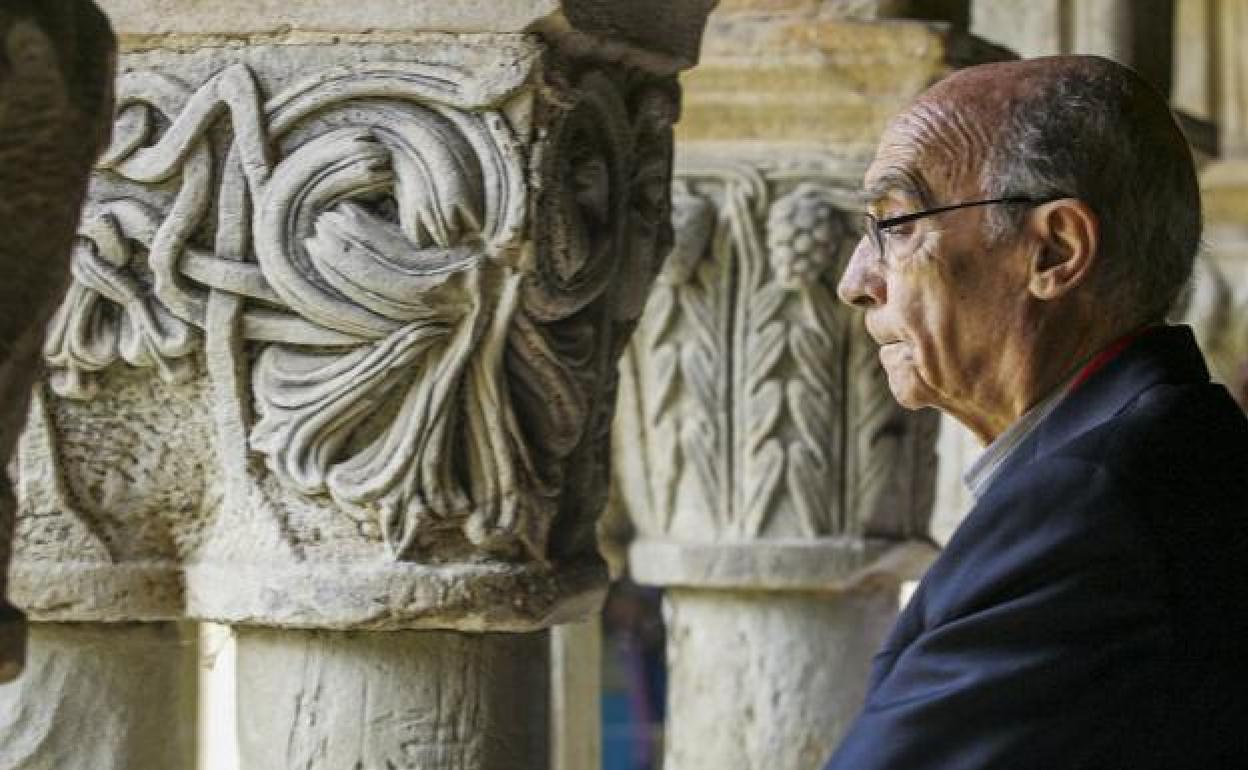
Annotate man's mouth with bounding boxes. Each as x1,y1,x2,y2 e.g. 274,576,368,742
877,340,908,363
863,318,897,348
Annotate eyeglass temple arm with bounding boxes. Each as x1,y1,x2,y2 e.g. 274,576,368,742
876,195,1069,229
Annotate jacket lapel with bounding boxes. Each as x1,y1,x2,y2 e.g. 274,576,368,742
865,325,1212,693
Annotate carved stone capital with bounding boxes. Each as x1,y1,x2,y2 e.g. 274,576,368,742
612,156,939,591
14,34,687,631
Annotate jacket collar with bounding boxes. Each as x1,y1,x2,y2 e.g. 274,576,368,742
877,326,1212,664
982,325,1209,497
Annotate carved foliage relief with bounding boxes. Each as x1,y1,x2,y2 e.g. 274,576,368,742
25,47,677,569
613,162,937,544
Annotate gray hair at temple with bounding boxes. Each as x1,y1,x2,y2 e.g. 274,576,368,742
979,56,1201,325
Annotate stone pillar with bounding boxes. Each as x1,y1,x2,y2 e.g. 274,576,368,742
5,2,714,768
610,8,999,768
0,1,115,684
1200,0,1248,229
235,628,550,768
551,620,603,770
0,623,196,770
971,0,1067,58
1190,0,1248,404
971,0,1173,94
1174,0,1217,121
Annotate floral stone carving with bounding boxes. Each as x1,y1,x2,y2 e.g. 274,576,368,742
13,39,678,630
612,159,940,590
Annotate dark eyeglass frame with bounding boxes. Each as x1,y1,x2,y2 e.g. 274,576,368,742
862,195,1071,263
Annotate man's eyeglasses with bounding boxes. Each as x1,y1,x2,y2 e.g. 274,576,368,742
862,195,1071,264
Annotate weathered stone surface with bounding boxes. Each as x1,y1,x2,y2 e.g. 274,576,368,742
1199,2,1248,233
2,4,711,770
0,623,197,770
676,16,1008,160
662,588,898,770
970,0,1172,93
630,539,937,590
550,619,602,770
711,0,911,15
1205,162,1248,225
0,0,116,682
95,0,717,73
4,3,714,767
1213,0,1248,156
973,0,1152,62
233,627,549,770
1173,0,1216,121
11,34,683,632
1068,0,1136,62
613,157,939,584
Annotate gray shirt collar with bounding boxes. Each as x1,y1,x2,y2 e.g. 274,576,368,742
962,382,1070,500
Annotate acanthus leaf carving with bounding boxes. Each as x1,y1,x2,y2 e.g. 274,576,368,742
613,179,725,536
767,184,848,538
615,163,935,546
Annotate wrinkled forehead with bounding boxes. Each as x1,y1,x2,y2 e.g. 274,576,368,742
863,100,988,212
862,96,994,210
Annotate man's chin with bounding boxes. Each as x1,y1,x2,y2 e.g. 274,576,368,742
880,366,935,411
888,385,931,410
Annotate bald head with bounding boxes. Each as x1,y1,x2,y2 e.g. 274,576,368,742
886,55,1200,324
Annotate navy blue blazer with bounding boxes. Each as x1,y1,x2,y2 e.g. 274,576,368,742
825,325,1248,770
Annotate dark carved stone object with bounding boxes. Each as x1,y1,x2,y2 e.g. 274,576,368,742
0,0,115,682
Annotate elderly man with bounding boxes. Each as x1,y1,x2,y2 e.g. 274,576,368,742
826,56,1248,769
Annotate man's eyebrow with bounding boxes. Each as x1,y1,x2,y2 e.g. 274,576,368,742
860,168,935,210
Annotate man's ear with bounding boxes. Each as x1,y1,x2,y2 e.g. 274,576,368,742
1027,199,1099,301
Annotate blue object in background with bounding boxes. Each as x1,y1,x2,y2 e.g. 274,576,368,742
602,580,666,770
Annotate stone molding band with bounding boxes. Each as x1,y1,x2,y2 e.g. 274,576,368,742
629,539,937,592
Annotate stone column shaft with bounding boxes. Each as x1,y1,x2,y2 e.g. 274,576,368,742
971,0,1173,93
662,590,897,769
235,628,549,770
1070,0,1136,61
551,620,603,770
1152,0,1248,408
1214,0,1248,154
1173,0,1217,120
0,623,196,770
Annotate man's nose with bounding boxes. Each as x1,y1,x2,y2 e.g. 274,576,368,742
837,237,886,308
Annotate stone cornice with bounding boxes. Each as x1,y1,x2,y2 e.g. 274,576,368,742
96,0,719,72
